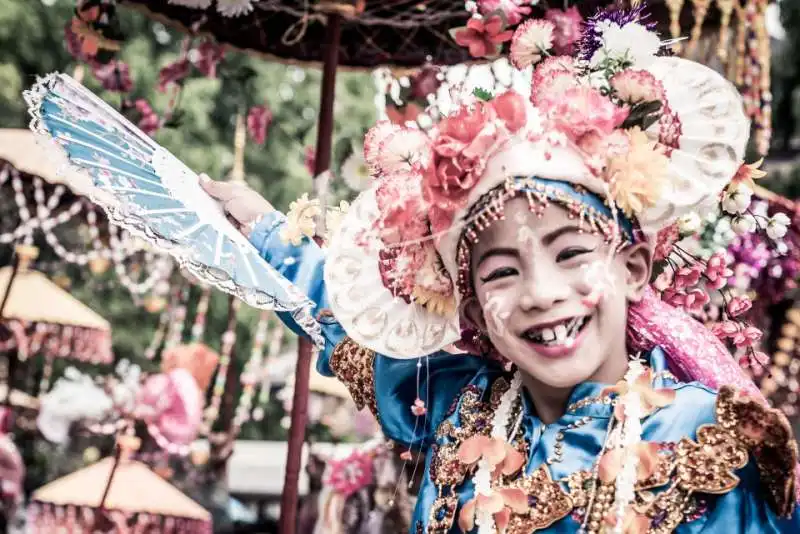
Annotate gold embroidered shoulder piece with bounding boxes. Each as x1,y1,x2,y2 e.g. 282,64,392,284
329,337,378,419
715,385,798,517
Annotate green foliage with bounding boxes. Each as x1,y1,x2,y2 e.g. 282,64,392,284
0,0,377,444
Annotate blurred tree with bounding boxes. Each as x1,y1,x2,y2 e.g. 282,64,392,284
0,0,376,443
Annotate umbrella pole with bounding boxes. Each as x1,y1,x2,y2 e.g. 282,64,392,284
0,251,20,406
278,12,342,534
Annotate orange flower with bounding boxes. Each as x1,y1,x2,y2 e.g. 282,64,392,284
458,435,525,477
597,441,662,483
602,368,676,421
458,487,528,532
606,127,670,217
731,158,767,191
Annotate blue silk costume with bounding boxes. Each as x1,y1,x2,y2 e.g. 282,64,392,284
250,211,800,533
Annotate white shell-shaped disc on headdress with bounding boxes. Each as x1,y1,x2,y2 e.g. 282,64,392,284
324,188,461,358
639,57,750,234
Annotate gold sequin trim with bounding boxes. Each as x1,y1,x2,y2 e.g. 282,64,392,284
328,337,378,419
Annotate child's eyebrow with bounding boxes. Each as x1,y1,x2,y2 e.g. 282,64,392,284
541,225,583,246
475,247,519,269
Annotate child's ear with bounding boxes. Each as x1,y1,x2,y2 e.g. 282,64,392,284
460,295,487,333
622,242,653,302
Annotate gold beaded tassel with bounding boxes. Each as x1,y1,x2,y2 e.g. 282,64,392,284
686,0,712,58
730,0,748,83
716,0,736,63
665,0,686,54
753,0,772,155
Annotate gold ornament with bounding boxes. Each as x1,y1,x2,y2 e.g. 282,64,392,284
687,0,712,57
665,0,686,53
716,0,736,62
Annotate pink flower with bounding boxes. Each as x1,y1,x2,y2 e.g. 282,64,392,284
704,252,733,290
422,91,526,217
541,86,628,144
733,326,762,348
662,288,709,312
193,41,225,78
510,19,555,69
158,59,191,92
711,321,762,348
530,56,579,105
673,265,702,290
92,61,133,93
726,296,752,318
452,15,513,59
653,224,680,262
610,70,665,104
544,6,583,55
375,175,429,244
577,130,629,160
411,398,427,416
304,146,316,176
477,0,531,26
246,105,272,145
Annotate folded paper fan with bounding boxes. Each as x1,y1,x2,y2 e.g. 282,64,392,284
23,73,323,348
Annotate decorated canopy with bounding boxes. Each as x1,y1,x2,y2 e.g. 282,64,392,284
0,246,112,364
29,456,211,533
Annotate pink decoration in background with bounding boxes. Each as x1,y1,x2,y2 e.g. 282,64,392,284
304,146,316,176
325,450,374,498
134,99,161,136
136,369,203,451
92,61,133,93
193,41,225,78
627,287,764,402
157,59,191,92
246,105,273,145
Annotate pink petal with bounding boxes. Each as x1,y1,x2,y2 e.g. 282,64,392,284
477,492,505,515
598,448,623,483
458,498,477,532
494,508,511,531
497,488,528,513
458,435,490,465
484,438,508,466
501,444,525,475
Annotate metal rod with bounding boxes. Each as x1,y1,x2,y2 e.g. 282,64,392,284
278,12,342,534
99,445,123,509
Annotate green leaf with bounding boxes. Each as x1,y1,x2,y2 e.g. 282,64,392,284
473,87,494,101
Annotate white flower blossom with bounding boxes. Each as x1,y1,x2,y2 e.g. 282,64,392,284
591,22,662,68
216,0,255,17
766,212,790,240
721,184,753,215
678,212,702,234
731,214,756,235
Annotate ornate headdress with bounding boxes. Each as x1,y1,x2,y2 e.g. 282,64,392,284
324,4,752,363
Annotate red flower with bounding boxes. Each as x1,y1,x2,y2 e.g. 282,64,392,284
544,6,583,55
158,59,191,92
530,56,579,106
193,41,225,78
409,65,442,101
726,296,752,318
452,15,513,59
711,321,762,348
247,105,272,145
663,287,709,313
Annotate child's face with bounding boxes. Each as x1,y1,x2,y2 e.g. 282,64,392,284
465,197,651,389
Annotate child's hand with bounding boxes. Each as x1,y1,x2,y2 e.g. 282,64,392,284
199,174,273,233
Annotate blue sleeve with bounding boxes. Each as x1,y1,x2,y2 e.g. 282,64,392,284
249,212,485,449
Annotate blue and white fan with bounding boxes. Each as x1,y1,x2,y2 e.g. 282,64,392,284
23,73,323,348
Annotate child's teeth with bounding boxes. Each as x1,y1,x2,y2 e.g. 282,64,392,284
554,324,567,341
541,327,556,342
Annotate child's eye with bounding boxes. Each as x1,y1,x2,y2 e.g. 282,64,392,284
556,247,593,263
480,267,519,283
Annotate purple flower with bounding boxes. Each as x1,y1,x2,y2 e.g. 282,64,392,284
577,5,656,62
